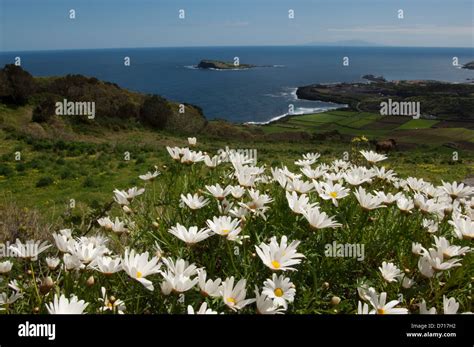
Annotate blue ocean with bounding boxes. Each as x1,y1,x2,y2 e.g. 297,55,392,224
0,46,472,123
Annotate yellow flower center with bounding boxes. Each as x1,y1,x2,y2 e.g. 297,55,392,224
227,297,236,305
274,288,284,297
377,308,386,315
136,271,143,278
330,191,338,198
271,260,281,269
222,229,230,234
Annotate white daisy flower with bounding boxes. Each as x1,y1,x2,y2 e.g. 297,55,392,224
422,219,438,234
8,239,51,261
419,299,437,314
255,287,285,315
366,288,408,314
397,196,415,213
168,223,212,245
206,216,242,241
63,254,84,271
45,257,60,270
205,184,232,200
379,261,403,283
0,261,13,274
449,216,474,240
221,276,256,311
187,302,218,315
139,170,160,181
255,236,305,271
121,249,161,291
90,256,122,275
433,236,471,259
302,207,342,229
262,274,296,309
166,146,182,161
46,294,88,314
159,258,199,295
443,296,459,314
180,193,210,210
229,185,246,199
441,181,474,199
354,187,386,210
52,230,74,253
286,191,317,215
360,150,387,164
197,270,222,297
204,154,221,168
98,287,126,314
318,181,349,206
357,301,372,314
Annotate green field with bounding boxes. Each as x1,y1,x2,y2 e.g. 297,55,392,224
265,110,474,145
396,119,439,130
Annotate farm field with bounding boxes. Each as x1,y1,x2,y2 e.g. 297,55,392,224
265,110,474,146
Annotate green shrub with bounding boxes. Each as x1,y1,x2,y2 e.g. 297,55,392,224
15,162,26,172
0,164,14,177
32,95,56,123
36,176,54,187
139,95,172,129
0,65,35,105
59,168,75,180
135,156,146,165
82,175,100,188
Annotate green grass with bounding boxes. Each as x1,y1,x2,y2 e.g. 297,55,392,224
1,141,472,315
396,119,439,130
1,104,473,221
271,111,388,138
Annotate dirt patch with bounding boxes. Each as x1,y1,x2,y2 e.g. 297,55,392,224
264,131,312,142
434,121,474,130
443,141,474,151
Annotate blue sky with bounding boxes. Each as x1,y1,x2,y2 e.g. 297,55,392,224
0,0,472,51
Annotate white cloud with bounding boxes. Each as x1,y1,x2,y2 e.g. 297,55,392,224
328,25,473,36
223,21,250,27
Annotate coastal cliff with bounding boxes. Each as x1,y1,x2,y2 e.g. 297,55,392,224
462,61,474,70
296,80,474,120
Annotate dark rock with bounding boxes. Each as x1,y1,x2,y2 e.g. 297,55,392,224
362,74,386,83
462,61,474,70
197,60,256,70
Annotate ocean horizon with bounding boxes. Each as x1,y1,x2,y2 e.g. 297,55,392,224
1,45,473,123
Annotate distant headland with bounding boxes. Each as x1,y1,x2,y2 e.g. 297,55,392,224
462,61,474,70
296,78,474,121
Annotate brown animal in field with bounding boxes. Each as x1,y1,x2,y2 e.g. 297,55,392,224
376,139,397,152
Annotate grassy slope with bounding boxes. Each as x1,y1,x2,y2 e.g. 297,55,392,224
0,104,473,224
